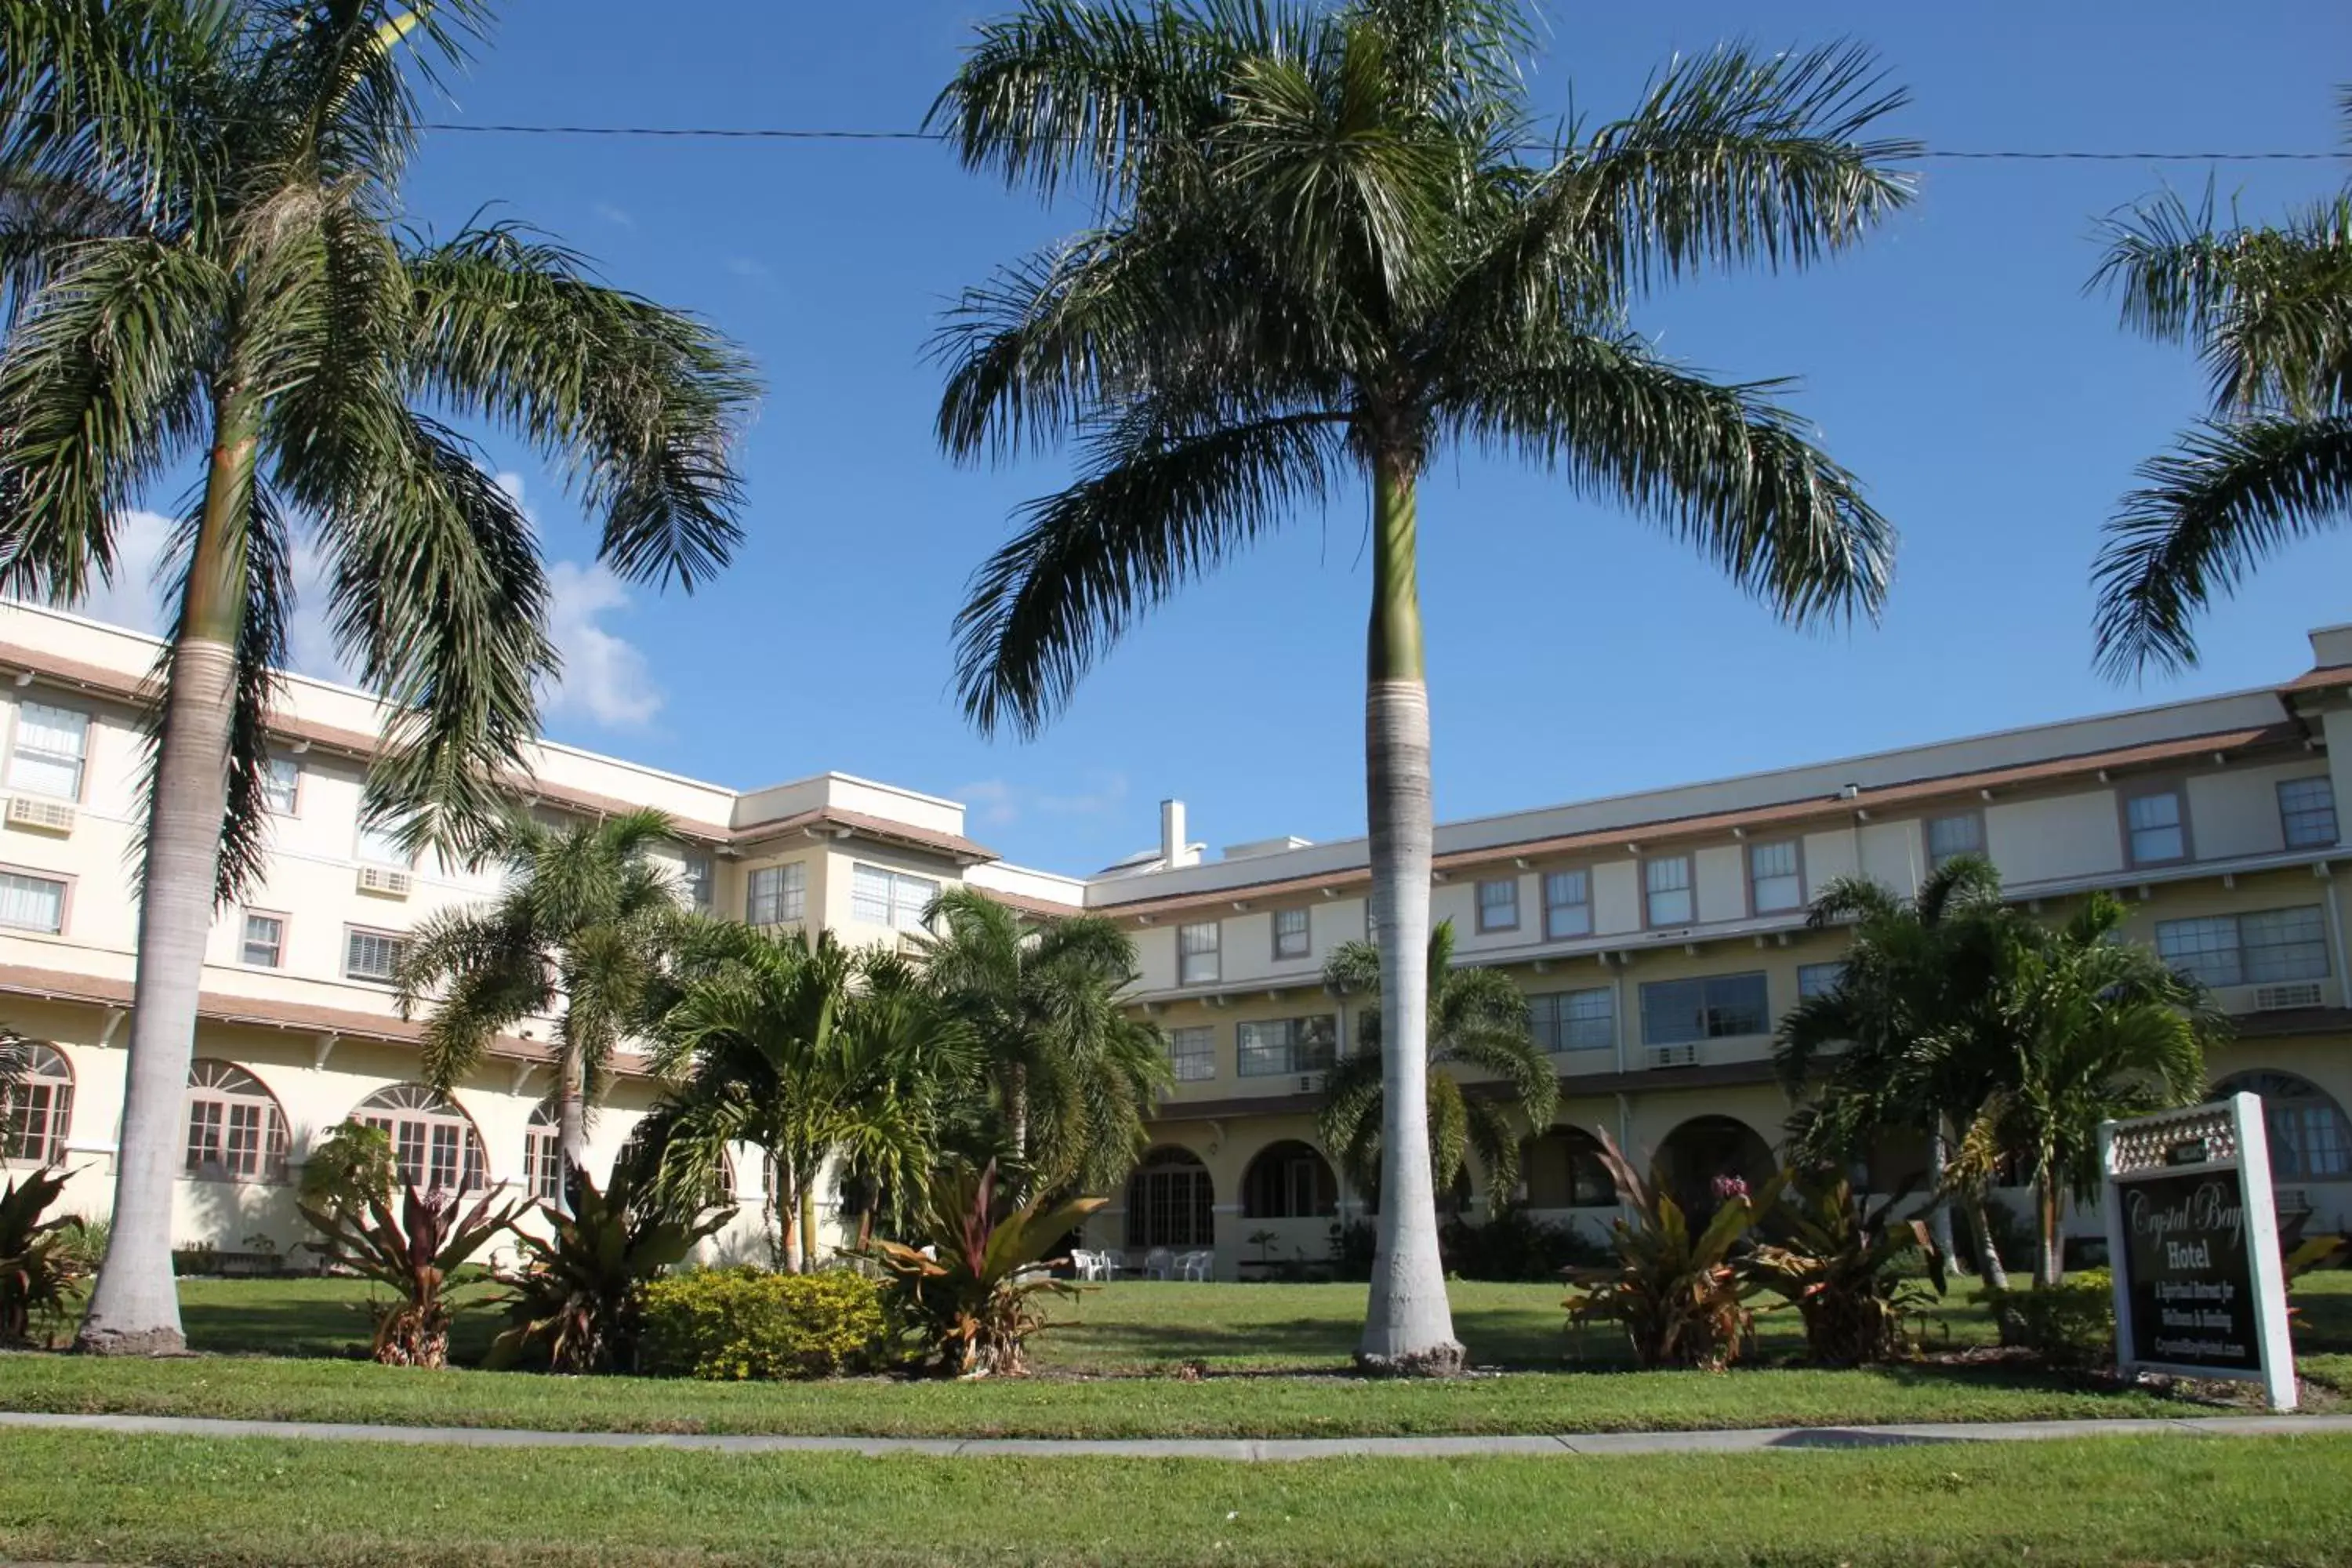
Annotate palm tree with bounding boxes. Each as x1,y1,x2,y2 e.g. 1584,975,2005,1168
929,0,1913,1371
644,929,964,1272
915,886,1171,1200
1953,893,2216,1286
1319,920,1557,1218
1775,858,2020,1287
0,3,756,1354
2089,91,2352,677
396,808,687,1209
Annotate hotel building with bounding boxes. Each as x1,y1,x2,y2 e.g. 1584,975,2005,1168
1,600,2347,1275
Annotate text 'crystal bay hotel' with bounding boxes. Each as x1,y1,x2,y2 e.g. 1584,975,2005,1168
1,599,2346,1274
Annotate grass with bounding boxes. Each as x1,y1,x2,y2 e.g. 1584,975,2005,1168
3,1429,2350,1565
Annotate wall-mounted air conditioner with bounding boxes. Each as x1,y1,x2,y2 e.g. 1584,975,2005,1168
1646,1043,1700,1070
355,865,412,898
2253,982,2323,1012
4,795,74,835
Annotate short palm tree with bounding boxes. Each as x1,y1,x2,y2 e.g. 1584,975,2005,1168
644,929,965,1272
931,0,1911,1370
2089,90,2352,676
1,2,755,1354
1319,920,1557,1216
916,886,1171,1200
1775,857,2020,1285
396,808,687,1207
1953,893,2217,1286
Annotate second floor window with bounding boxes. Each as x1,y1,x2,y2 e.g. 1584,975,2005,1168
1236,1014,1338,1077
1796,960,1846,999
851,864,938,932
1272,907,1310,960
2156,906,2328,989
2124,786,2188,866
1748,841,1802,913
343,927,410,984
240,911,285,968
1178,920,1221,984
747,863,805,925
7,702,88,800
2279,776,2339,849
1476,877,1519,932
262,757,300,815
680,851,713,913
1645,856,1693,927
1544,869,1591,939
1166,1025,1216,1082
1926,812,1983,869
0,869,66,935
1639,972,1769,1045
1529,987,1613,1053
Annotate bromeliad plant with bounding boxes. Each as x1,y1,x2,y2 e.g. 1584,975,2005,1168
861,1160,1103,1377
1,1167,89,1345
489,1157,729,1374
299,1181,521,1367
1746,1171,1946,1366
1563,1131,1782,1370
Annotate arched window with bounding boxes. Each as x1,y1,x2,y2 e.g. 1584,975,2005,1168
2217,1071,2351,1180
1125,1145,1214,1248
1522,1128,1618,1207
2,1041,71,1166
524,1102,562,1203
1240,1140,1337,1218
353,1083,487,1193
183,1061,289,1181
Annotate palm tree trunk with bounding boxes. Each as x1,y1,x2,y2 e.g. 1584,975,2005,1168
555,1051,586,1219
1926,1123,1958,1269
1965,1196,2012,1291
800,1181,820,1275
1355,447,1461,1377
77,394,256,1356
2036,1171,2063,1287
776,1153,803,1274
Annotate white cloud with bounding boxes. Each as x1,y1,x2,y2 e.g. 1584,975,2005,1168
955,771,1129,829
67,509,177,635
591,201,636,229
539,560,663,729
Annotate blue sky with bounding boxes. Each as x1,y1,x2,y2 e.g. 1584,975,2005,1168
79,2,2352,874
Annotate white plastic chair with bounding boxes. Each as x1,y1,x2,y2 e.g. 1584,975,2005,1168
1069,1248,1102,1281
1177,1250,1214,1282
1143,1247,1174,1280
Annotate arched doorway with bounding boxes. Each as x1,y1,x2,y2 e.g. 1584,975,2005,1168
1521,1127,1618,1208
183,1061,290,1182
352,1084,488,1193
1125,1145,1214,1248
1241,1140,1337,1218
524,1101,562,1203
1656,1115,1774,1218
2216,1071,2350,1181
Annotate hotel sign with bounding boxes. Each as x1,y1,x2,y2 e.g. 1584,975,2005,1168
2099,1094,2296,1409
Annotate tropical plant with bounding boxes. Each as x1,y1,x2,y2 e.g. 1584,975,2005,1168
645,928,965,1272
0,1167,88,1344
861,1159,1102,1377
915,886,1170,1200
0,1,757,1356
1746,1171,1944,1366
297,1181,522,1366
931,0,1911,1371
1563,1130,1780,1370
1952,893,2217,1286
488,1156,729,1374
1319,920,1556,1211
0,1026,31,1117
298,1120,401,1221
637,1267,895,1380
399,808,689,1203
1775,857,2022,1286
2089,92,2352,677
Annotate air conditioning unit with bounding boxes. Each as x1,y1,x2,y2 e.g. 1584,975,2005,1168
355,865,412,898
1295,1073,1325,1093
5,795,74,834
2253,982,2323,1011
1647,1043,1700,1070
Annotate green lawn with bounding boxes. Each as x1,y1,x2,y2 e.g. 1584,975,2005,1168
3,1429,2348,1566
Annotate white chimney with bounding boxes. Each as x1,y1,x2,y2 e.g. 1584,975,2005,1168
1160,799,1199,869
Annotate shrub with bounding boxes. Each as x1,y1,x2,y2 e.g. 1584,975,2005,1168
299,1122,399,1219
1746,1173,1945,1366
298,1182,522,1367
1441,1205,1611,1281
638,1267,892,1380
1563,1131,1780,1370
491,1160,731,1374
1,1168,88,1345
1988,1269,2114,1367
1327,1219,1376,1282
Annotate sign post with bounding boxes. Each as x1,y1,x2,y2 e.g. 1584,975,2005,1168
2100,1093,2296,1410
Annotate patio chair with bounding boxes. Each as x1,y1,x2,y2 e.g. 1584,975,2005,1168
1177,1250,1214,1282
1142,1247,1174,1280
1069,1248,1103,1281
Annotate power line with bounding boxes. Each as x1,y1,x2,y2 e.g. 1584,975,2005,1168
413,122,2347,163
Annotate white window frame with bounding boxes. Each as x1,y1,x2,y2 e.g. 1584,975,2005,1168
1475,877,1519,934
851,863,939,933
1271,907,1310,961
2121,782,2191,868
1747,840,1803,915
0,868,69,935
261,756,301,815
354,1083,486,1194
1543,868,1592,940
2155,906,2329,989
2278,776,2339,850
1177,920,1221,985
240,909,286,969
1643,855,1694,928
747,862,806,925
183,1061,289,1182
679,851,713,913
343,925,409,985
2,1041,71,1167
5,701,89,800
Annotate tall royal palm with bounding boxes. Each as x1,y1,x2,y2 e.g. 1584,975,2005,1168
932,0,1911,1371
2089,91,2352,677
0,2,756,1352
916,886,1171,1200
397,808,687,1208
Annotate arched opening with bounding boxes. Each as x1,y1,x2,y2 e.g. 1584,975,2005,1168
183,1061,289,1182
2216,1071,2350,1181
352,1083,488,1194
2,1041,71,1167
1241,1140,1337,1219
1125,1145,1214,1248
524,1101,562,1203
1521,1127,1618,1208
1656,1114,1775,1218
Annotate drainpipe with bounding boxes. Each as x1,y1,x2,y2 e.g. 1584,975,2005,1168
1614,1091,1635,1225
1610,955,1627,1076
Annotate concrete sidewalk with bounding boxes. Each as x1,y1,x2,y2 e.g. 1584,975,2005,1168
3,1409,2347,1459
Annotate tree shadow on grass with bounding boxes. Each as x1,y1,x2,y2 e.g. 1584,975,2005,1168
178,1283,502,1364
